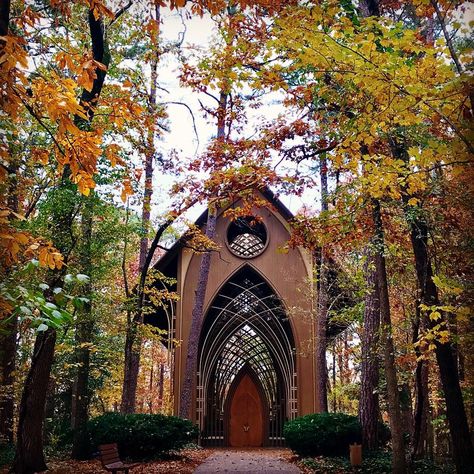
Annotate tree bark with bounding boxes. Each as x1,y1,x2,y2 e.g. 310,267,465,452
13,329,56,473
121,328,140,413
373,200,407,474
359,251,381,450
179,90,227,419
358,0,380,17
316,153,329,412
70,6,111,454
0,0,10,41
0,315,16,444
412,307,431,459
179,206,217,418
158,362,165,410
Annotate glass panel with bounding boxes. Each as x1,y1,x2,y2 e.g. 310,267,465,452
229,233,265,257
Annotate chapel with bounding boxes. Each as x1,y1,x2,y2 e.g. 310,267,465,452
150,189,323,447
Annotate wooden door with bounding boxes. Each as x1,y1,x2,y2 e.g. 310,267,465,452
229,373,264,447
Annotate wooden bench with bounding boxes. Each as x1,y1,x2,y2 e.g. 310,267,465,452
98,443,140,473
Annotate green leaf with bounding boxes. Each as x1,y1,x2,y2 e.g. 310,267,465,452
37,323,48,332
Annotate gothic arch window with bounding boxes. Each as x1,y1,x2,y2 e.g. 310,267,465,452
226,217,267,258
197,266,297,447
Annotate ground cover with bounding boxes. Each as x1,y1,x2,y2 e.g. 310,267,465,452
295,452,455,474
0,447,213,474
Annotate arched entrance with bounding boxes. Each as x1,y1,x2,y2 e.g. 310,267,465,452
197,266,297,446
226,365,266,447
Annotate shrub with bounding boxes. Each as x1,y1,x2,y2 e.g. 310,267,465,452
0,442,15,468
299,452,454,474
88,412,198,460
284,412,362,456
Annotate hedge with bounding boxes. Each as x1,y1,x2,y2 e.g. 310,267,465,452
88,412,198,460
283,412,362,456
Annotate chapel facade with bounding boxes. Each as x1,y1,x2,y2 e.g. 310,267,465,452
152,189,322,447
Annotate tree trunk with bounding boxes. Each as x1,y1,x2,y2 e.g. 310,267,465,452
412,308,431,459
359,251,381,450
70,5,111,450
400,383,413,445
179,206,217,419
408,212,474,473
389,134,474,473
0,0,10,40
121,4,160,414
121,327,141,414
331,350,337,411
373,200,407,474
71,196,94,459
316,153,329,412
179,90,227,419
158,362,165,410
357,0,384,450
13,329,56,473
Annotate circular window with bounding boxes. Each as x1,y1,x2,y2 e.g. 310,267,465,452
227,217,267,258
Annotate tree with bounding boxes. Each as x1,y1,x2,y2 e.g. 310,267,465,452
121,1,162,416
11,2,129,470
359,250,380,450
316,153,329,412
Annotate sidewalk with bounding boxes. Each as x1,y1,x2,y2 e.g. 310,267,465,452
193,449,301,473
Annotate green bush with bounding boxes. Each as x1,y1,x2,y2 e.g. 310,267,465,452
88,412,198,460
284,412,362,456
0,442,15,468
300,452,454,474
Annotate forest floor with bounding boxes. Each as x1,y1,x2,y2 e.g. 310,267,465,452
0,447,311,474
41,448,302,474
0,447,213,474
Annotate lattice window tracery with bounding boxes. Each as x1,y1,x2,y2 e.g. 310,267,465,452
198,266,296,447
229,233,265,257
227,217,267,258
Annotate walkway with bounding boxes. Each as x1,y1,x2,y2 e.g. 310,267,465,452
193,449,301,473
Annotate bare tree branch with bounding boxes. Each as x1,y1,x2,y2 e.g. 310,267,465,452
161,101,200,153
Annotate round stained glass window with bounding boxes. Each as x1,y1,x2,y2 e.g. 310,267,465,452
227,217,267,258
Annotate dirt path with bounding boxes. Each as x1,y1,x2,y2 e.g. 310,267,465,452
193,448,301,473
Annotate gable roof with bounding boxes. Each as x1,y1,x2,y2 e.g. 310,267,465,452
153,187,294,273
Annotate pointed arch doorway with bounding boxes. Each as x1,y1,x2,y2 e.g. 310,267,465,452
197,266,297,447
226,365,266,447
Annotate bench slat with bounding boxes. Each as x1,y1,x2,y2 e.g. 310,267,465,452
98,443,140,472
